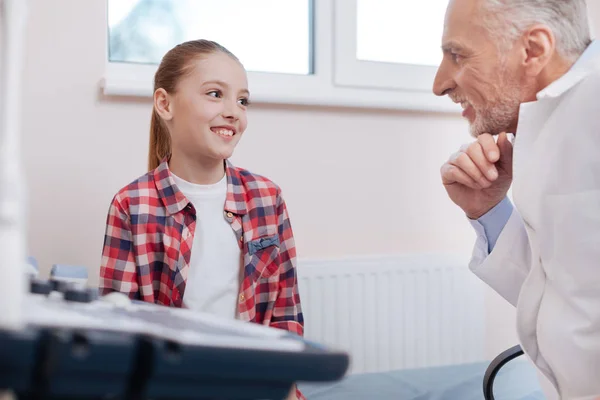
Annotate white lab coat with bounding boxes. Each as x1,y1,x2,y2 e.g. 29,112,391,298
469,40,600,400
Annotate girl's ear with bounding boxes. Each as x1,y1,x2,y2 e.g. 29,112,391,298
154,88,173,121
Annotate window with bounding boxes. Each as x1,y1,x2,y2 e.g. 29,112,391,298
356,0,446,66
102,0,459,113
108,0,313,75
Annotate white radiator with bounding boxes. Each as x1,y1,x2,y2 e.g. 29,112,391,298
297,253,486,374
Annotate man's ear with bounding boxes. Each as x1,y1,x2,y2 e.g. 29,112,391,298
154,88,173,121
521,24,555,77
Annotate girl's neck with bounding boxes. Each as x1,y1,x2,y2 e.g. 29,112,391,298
168,153,225,185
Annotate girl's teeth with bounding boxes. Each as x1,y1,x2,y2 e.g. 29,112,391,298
215,129,233,137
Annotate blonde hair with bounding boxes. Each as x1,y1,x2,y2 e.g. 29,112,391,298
148,39,239,171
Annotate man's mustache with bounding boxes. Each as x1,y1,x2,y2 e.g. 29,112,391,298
449,93,468,104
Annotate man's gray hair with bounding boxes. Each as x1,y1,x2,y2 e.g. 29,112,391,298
481,0,591,61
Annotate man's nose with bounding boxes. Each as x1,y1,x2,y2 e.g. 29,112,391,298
433,59,455,97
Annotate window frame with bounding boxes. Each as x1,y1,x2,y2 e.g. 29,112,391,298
101,0,460,114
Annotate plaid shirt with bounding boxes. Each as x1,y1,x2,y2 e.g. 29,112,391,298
99,160,304,339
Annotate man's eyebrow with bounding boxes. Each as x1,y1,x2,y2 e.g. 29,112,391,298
441,41,465,53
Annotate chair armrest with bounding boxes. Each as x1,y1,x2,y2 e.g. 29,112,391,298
483,344,525,400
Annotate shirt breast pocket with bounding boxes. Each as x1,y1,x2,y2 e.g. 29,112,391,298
245,235,281,280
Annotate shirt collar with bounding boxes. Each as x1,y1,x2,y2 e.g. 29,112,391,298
153,158,248,216
224,159,248,215
537,40,600,100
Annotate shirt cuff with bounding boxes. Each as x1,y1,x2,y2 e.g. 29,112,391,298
468,197,513,253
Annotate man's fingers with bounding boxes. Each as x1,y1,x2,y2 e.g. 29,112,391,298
466,142,499,181
441,163,480,189
449,152,492,188
477,134,501,163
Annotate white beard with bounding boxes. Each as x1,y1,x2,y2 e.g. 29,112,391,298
470,72,522,137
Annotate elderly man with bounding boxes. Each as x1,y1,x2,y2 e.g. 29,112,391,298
435,0,599,399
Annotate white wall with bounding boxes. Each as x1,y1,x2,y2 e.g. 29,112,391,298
21,0,475,279
591,0,600,38
18,0,600,360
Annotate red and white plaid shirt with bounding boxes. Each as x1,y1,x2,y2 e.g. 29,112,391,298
99,159,304,338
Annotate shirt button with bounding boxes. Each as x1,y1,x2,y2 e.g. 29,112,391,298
226,212,233,218
239,293,245,302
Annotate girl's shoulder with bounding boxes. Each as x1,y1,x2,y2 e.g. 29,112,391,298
227,163,282,197
111,170,159,211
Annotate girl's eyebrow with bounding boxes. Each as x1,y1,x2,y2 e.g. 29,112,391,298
203,80,250,96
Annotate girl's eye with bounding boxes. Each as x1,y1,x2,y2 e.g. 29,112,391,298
207,90,222,98
238,97,250,106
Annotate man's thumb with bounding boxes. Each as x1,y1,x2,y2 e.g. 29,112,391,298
497,132,513,175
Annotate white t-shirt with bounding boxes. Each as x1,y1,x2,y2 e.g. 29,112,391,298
172,172,242,319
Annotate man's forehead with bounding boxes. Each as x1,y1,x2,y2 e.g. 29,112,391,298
445,0,481,23
442,0,487,48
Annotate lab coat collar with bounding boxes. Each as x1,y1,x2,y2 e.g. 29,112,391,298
537,40,600,100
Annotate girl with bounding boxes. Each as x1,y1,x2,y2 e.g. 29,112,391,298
99,40,304,400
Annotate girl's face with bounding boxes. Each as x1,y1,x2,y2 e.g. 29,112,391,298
156,52,250,164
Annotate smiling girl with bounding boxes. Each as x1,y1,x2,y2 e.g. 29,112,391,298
99,40,304,399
